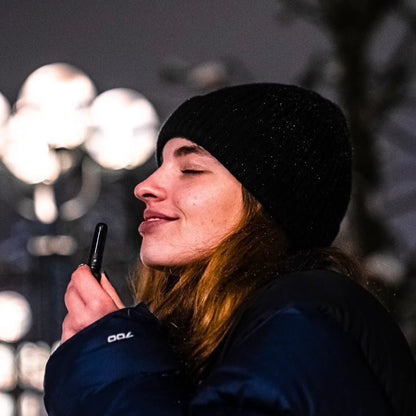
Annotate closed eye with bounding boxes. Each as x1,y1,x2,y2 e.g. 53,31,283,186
181,169,205,175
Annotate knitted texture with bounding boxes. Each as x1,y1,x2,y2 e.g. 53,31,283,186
157,83,351,249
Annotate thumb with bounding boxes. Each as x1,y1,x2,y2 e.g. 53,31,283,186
100,272,125,309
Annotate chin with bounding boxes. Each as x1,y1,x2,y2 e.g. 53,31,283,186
140,239,215,269
140,251,179,269
140,250,203,270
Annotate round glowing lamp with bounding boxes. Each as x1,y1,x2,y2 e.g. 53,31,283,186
18,391,45,416
0,291,32,343
2,114,60,184
16,62,96,149
17,342,50,391
85,88,158,170
0,393,14,416
0,343,16,390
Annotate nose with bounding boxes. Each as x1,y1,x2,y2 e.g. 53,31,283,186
134,168,166,202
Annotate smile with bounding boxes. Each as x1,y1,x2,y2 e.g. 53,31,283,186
139,210,178,235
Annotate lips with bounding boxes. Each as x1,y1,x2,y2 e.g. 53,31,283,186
143,209,177,221
139,209,178,234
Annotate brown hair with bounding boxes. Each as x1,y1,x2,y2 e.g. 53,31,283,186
132,189,364,380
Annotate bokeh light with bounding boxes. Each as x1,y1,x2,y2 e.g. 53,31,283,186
18,391,47,416
364,251,406,285
1,63,96,186
0,291,32,343
17,342,50,391
85,88,158,169
27,235,77,257
3,113,60,184
0,343,17,390
0,392,15,416
33,183,58,224
1,64,158,190
16,63,96,149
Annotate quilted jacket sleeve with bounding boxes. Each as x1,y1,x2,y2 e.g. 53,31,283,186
44,303,187,416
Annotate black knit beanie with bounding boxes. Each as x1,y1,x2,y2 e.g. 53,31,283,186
157,83,351,250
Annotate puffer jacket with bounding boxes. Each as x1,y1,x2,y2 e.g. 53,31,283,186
43,303,188,415
44,270,416,415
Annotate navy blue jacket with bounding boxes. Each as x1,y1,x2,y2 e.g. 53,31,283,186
44,270,416,415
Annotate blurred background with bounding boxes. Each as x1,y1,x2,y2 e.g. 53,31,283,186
0,1,415,414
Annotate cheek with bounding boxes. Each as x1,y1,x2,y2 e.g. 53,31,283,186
175,185,210,213
186,187,242,233
214,197,242,228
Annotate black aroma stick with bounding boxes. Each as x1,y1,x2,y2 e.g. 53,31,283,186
87,223,107,282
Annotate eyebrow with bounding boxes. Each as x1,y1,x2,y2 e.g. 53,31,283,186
173,145,208,158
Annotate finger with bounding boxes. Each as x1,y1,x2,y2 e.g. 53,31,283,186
100,273,125,309
70,264,105,304
64,283,87,314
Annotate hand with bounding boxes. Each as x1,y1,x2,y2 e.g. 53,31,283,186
61,265,124,343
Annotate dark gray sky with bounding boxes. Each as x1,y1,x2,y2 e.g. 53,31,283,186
0,1,327,108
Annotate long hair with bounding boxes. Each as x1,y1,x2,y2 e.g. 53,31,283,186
132,189,364,379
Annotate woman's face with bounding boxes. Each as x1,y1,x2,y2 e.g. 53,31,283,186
134,138,244,267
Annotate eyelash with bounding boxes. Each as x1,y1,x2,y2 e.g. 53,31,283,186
181,169,204,175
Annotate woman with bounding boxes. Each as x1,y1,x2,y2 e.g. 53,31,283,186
44,83,416,415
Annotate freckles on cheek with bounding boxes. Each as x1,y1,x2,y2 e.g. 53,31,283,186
182,192,205,209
